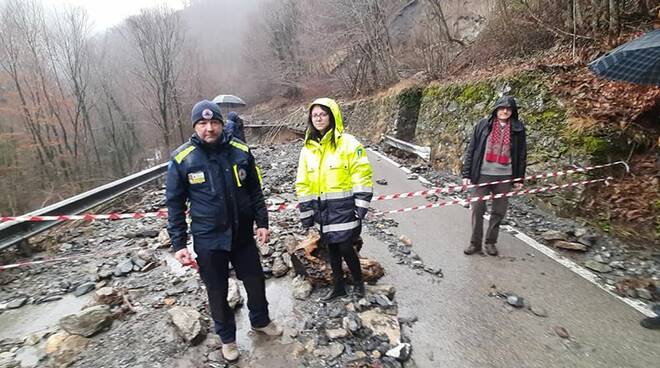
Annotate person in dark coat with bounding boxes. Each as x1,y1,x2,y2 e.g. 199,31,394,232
165,100,281,362
225,111,246,142
461,95,527,256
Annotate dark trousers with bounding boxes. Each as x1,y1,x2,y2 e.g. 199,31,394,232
327,238,363,286
195,239,270,344
470,175,512,247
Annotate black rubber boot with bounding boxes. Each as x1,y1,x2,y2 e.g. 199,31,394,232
322,276,346,301
352,282,365,298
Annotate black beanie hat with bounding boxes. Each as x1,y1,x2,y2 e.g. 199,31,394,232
191,100,223,127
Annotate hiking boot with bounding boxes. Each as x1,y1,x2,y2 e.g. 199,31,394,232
640,317,660,330
252,321,283,336
463,244,482,255
352,282,365,298
221,342,239,362
322,287,347,301
484,243,498,256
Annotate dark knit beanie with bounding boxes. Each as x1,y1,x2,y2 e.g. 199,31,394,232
191,100,223,127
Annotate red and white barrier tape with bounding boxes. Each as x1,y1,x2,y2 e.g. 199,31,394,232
265,161,627,210
0,246,142,271
266,203,299,211
1,211,168,223
373,160,627,201
0,256,75,271
1,160,625,223
374,177,610,216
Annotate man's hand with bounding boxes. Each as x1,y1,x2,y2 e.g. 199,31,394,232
174,248,193,266
462,178,471,187
513,182,524,190
256,228,270,245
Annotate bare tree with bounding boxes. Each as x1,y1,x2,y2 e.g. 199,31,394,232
425,0,467,47
123,6,186,149
0,0,57,179
51,6,101,165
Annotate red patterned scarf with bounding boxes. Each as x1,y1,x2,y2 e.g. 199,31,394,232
484,119,510,164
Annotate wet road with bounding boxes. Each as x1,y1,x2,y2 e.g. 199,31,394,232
0,294,92,341
362,150,660,368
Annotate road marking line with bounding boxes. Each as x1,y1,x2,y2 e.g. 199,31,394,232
506,227,654,317
371,149,401,168
368,148,655,318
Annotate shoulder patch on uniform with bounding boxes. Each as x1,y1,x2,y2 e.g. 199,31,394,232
230,140,249,152
174,145,196,164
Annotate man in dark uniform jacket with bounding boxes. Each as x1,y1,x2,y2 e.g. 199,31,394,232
166,100,281,362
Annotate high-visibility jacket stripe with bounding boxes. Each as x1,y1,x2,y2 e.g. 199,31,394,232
299,210,314,219
175,146,195,164
322,220,360,233
355,199,370,208
230,140,249,152
352,185,373,193
320,191,353,200
256,165,263,186
232,164,242,187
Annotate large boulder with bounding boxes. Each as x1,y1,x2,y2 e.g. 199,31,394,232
168,306,206,345
59,305,113,337
227,278,244,309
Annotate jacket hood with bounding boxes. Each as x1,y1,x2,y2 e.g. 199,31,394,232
227,111,238,121
305,98,344,142
490,95,519,121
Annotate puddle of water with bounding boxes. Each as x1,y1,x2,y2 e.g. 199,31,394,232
0,293,92,341
233,277,301,367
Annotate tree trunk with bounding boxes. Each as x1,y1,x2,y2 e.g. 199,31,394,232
591,0,602,35
565,0,574,32
575,0,584,31
608,0,620,39
636,0,649,16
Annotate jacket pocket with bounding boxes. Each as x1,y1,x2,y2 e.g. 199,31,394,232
186,166,213,191
190,216,217,237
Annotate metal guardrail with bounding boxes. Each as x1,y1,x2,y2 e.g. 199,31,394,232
383,135,431,161
245,124,305,135
0,163,169,251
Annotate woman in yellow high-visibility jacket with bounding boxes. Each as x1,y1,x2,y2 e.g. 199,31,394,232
295,98,373,301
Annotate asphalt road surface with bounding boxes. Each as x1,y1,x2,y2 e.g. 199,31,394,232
362,149,660,368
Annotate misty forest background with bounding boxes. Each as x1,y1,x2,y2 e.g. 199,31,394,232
0,0,657,215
